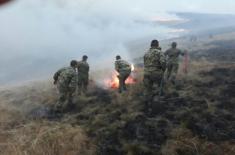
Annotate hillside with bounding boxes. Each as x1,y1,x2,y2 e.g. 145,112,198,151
0,31,235,154
0,58,234,154
128,30,235,62
170,12,235,33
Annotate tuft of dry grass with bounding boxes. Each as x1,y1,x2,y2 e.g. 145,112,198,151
0,122,96,155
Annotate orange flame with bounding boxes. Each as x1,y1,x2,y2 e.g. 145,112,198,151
110,72,119,89
105,64,137,89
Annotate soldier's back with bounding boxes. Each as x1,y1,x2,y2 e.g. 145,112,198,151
165,48,182,62
58,67,76,85
144,48,164,73
115,59,131,72
77,61,89,74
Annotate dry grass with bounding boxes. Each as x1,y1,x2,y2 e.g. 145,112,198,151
0,122,95,155
0,81,96,155
162,128,235,155
0,59,234,155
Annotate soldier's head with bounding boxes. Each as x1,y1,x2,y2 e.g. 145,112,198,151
82,55,88,61
151,39,159,48
171,42,177,48
70,60,78,68
116,55,121,60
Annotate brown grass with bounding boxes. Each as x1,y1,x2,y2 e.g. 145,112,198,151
0,122,95,155
162,128,235,155
0,81,96,155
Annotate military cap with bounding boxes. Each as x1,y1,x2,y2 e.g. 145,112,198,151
151,39,159,47
70,60,78,67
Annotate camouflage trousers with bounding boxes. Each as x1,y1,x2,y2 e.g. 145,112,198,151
143,72,163,99
118,70,131,93
55,85,75,113
77,75,88,95
166,62,179,83
143,72,163,113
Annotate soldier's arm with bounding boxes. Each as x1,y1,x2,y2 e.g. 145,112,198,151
125,60,131,70
68,72,77,92
160,53,167,71
164,49,169,56
143,54,147,66
77,61,82,70
53,68,64,84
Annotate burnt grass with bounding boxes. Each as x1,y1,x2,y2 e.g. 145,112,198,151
32,66,235,155
191,40,235,62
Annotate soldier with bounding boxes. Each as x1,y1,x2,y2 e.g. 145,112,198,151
143,40,166,100
77,55,90,95
115,55,131,93
53,60,78,113
164,42,184,84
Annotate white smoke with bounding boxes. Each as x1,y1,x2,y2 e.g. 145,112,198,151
0,0,186,85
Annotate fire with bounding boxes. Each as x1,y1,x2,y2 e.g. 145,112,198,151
131,64,135,71
109,72,119,89
105,64,137,89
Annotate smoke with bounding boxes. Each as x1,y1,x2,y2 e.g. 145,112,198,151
0,0,206,85
0,0,176,85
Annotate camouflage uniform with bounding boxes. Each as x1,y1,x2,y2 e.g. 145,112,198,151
164,48,184,82
77,60,89,94
53,67,77,112
115,59,131,93
144,47,166,98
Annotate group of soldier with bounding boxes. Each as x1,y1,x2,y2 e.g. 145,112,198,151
53,55,89,112
144,40,185,99
53,39,185,112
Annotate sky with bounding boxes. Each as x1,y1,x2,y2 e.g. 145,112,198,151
0,0,235,85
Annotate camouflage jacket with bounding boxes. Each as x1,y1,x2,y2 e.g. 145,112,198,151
115,59,131,73
53,67,77,90
77,60,89,75
144,47,166,73
164,48,184,64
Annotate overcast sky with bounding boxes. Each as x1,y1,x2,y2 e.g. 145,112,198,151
0,0,235,85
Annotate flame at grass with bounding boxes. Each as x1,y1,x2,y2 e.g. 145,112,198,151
105,64,137,89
